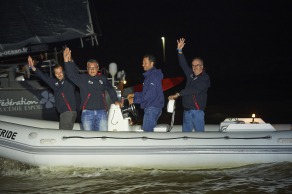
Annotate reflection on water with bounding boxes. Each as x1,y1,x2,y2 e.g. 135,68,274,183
1,158,292,193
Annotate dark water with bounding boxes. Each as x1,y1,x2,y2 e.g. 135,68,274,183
1,158,292,194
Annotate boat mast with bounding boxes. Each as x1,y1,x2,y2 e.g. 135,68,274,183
86,0,98,47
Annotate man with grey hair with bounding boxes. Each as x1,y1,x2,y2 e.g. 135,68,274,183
63,47,120,131
169,38,210,132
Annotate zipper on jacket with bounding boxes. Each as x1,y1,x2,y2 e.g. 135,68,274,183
193,95,200,110
82,93,91,110
61,92,72,111
102,92,108,111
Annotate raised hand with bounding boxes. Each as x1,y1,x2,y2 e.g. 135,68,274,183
28,56,33,67
177,38,185,50
63,47,71,62
27,56,36,71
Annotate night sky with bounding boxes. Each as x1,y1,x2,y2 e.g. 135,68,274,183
71,0,292,80
0,0,290,124
70,0,292,123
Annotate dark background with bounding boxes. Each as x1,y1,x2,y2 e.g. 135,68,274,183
74,0,292,80
65,0,292,124
3,0,289,124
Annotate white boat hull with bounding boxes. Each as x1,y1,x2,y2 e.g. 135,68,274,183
1,115,292,169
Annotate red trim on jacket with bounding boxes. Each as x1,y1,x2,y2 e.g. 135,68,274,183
61,92,72,111
102,92,108,111
193,95,200,110
82,93,91,110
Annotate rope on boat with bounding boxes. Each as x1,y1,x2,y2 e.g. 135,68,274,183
62,135,272,140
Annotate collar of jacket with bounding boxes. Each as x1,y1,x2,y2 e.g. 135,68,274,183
143,67,156,77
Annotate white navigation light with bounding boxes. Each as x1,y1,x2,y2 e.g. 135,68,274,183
251,114,256,123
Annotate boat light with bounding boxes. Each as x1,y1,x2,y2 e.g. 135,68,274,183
251,114,256,123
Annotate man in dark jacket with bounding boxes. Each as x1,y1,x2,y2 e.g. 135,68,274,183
63,47,120,131
28,56,77,130
127,54,164,132
169,38,210,132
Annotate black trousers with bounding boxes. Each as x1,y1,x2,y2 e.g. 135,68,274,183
59,111,77,130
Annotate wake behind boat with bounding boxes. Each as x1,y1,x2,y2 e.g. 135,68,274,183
0,103,291,169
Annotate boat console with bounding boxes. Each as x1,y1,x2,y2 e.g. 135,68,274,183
108,104,135,131
108,104,171,132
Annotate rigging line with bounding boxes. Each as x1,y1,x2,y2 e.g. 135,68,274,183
86,0,98,46
63,135,272,140
88,0,102,36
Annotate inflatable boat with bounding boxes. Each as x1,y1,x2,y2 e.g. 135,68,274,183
0,103,291,169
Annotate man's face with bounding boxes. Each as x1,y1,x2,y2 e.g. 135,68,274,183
192,59,204,75
87,62,99,76
142,57,153,71
54,67,64,81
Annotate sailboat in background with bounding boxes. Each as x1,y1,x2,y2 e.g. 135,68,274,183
0,0,100,59
0,0,184,121
0,0,102,121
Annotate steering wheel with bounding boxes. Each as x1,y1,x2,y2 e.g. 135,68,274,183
128,103,139,120
121,100,139,120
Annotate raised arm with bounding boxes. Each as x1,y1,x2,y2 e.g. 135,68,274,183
28,56,56,88
63,47,72,62
63,47,83,87
28,56,36,71
168,38,189,100
177,38,192,76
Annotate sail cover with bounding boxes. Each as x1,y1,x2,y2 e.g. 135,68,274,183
0,0,97,58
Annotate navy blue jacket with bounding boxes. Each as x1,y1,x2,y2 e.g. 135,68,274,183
64,61,118,110
34,68,77,113
178,53,210,110
134,67,164,109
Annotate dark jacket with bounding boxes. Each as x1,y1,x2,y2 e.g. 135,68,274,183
178,53,210,110
64,61,118,110
34,68,77,113
134,67,164,109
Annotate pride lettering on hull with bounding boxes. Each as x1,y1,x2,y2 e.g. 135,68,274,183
0,129,18,140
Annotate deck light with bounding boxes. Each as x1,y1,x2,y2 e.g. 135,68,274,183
251,114,255,123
